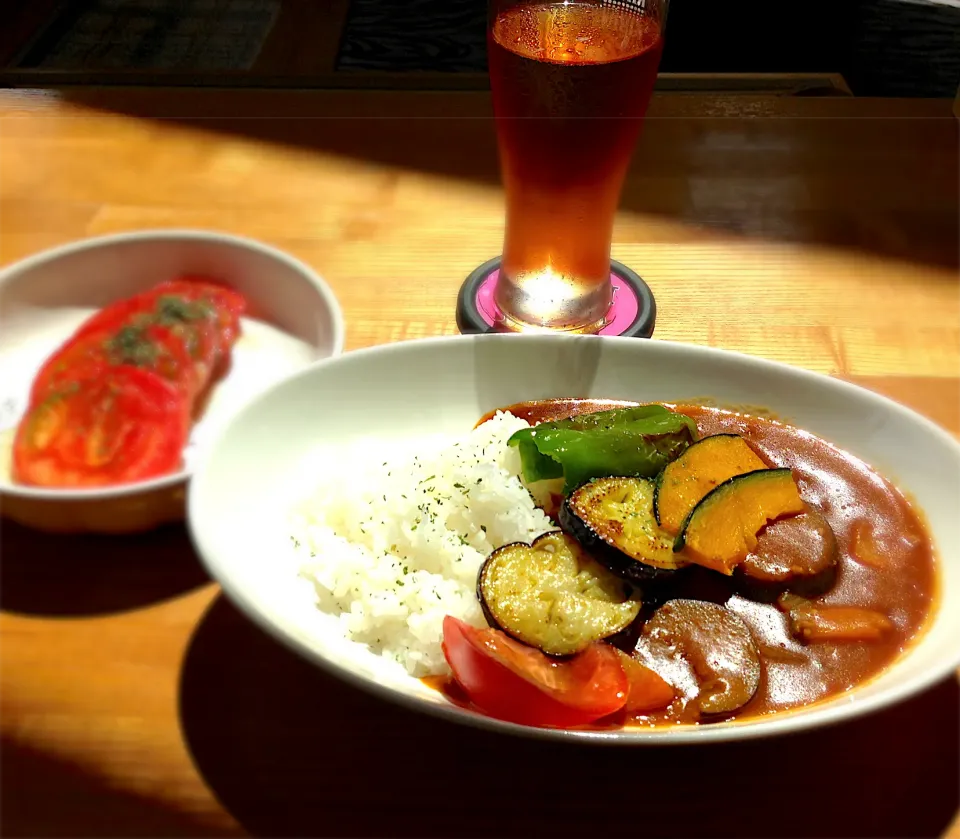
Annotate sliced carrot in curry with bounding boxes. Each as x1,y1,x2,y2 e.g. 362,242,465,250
777,594,894,643
851,520,886,568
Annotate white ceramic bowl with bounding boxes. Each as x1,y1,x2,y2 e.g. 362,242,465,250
188,334,960,743
0,229,344,533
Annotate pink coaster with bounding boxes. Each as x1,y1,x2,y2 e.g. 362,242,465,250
474,268,641,335
456,257,656,337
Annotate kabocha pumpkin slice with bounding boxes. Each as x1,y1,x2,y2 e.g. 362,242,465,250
675,468,805,575
654,434,767,535
560,477,689,585
477,531,640,656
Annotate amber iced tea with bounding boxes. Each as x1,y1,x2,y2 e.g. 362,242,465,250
489,1,663,330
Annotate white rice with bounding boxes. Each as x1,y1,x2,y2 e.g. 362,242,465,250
290,412,553,677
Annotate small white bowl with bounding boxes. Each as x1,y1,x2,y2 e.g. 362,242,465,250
0,229,344,533
188,334,960,744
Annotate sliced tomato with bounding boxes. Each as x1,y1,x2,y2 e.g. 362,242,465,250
31,329,122,406
441,616,628,728
114,322,198,401
147,277,247,361
13,365,189,488
71,293,157,340
30,323,198,407
129,294,221,391
73,277,244,376
76,293,220,391
615,650,676,714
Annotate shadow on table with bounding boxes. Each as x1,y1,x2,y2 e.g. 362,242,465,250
0,737,241,838
0,519,211,617
180,595,960,838
38,88,960,273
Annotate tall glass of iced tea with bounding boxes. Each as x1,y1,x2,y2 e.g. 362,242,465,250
488,0,665,332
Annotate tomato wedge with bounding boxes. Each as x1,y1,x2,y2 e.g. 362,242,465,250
615,650,676,714
13,365,189,488
441,616,628,728
30,323,198,407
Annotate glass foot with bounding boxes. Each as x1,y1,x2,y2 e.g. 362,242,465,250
456,257,656,338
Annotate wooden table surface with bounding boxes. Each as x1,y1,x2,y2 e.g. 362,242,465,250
1,88,958,838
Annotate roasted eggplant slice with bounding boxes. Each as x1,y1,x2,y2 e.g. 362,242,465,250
654,434,767,535
560,477,689,585
675,468,805,575
638,599,761,717
477,531,640,656
734,509,839,601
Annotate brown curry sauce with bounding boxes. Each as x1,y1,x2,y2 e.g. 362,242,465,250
431,399,938,728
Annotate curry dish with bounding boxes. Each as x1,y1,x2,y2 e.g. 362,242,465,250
431,399,937,729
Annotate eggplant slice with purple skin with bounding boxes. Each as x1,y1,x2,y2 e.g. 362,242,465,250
733,508,839,602
477,531,641,656
560,477,689,585
637,599,762,717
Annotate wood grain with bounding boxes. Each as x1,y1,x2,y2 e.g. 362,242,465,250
0,88,957,838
